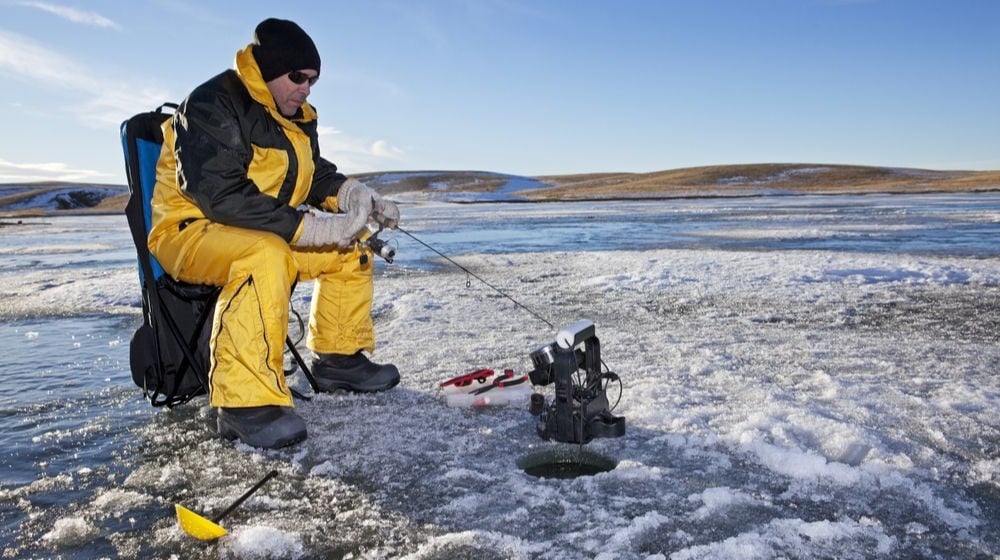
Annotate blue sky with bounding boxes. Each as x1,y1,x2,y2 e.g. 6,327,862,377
0,0,997,184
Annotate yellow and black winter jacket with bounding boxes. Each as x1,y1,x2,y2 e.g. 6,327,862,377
150,44,346,245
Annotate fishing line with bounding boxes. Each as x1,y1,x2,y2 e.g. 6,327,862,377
396,226,555,330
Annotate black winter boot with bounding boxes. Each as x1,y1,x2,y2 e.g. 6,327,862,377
312,351,400,393
217,406,307,449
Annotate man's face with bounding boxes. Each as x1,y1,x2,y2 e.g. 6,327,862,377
266,69,318,117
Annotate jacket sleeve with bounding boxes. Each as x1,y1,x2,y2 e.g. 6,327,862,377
173,89,302,241
308,157,348,212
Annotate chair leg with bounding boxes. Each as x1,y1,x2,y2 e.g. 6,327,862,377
286,336,321,393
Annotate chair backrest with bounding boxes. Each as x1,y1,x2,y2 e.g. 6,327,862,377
119,104,319,405
120,103,177,285
121,103,215,407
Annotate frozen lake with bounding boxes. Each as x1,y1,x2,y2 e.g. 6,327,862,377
1,192,998,559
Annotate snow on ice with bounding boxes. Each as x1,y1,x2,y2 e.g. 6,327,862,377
0,196,997,558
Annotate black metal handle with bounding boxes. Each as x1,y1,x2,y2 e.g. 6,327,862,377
211,470,278,523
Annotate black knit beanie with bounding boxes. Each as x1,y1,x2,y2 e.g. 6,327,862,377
252,18,321,82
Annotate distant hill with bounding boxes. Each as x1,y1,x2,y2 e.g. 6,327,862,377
0,182,131,217
1,164,998,217
531,164,1000,200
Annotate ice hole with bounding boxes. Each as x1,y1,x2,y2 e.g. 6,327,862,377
517,447,618,479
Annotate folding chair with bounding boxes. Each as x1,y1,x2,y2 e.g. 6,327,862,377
121,104,318,407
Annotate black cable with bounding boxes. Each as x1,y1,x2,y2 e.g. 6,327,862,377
289,307,305,346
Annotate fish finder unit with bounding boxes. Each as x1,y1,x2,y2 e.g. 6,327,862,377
528,320,625,444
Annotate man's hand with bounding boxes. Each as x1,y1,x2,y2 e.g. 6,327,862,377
372,196,399,229
293,208,370,249
339,178,400,229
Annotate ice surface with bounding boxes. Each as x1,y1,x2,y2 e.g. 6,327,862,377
0,196,998,558
95,246,997,558
40,517,100,549
218,525,305,559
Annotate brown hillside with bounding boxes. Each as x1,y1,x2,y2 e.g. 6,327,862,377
530,164,1000,200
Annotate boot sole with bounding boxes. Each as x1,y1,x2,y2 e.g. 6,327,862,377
316,375,400,394
217,420,308,449
218,426,307,449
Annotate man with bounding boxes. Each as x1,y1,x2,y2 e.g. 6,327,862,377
148,18,400,449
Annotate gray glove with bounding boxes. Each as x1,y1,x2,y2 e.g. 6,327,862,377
372,195,400,229
338,178,372,215
340,178,400,229
293,209,370,249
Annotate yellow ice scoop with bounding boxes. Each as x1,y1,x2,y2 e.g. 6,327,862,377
176,470,278,541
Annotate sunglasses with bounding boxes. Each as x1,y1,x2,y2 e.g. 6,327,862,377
287,70,319,86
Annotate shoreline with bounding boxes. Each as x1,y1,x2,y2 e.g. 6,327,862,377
456,185,1000,204
2,185,999,219
3,162,999,217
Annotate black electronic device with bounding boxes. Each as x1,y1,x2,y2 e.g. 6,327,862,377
527,320,625,444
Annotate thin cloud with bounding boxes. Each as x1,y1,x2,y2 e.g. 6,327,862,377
16,1,121,30
317,127,408,172
0,29,170,182
0,158,108,182
0,28,84,88
372,140,406,160
0,29,171,127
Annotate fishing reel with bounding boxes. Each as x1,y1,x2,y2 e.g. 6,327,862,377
356,220,396,264
527,320,626,444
